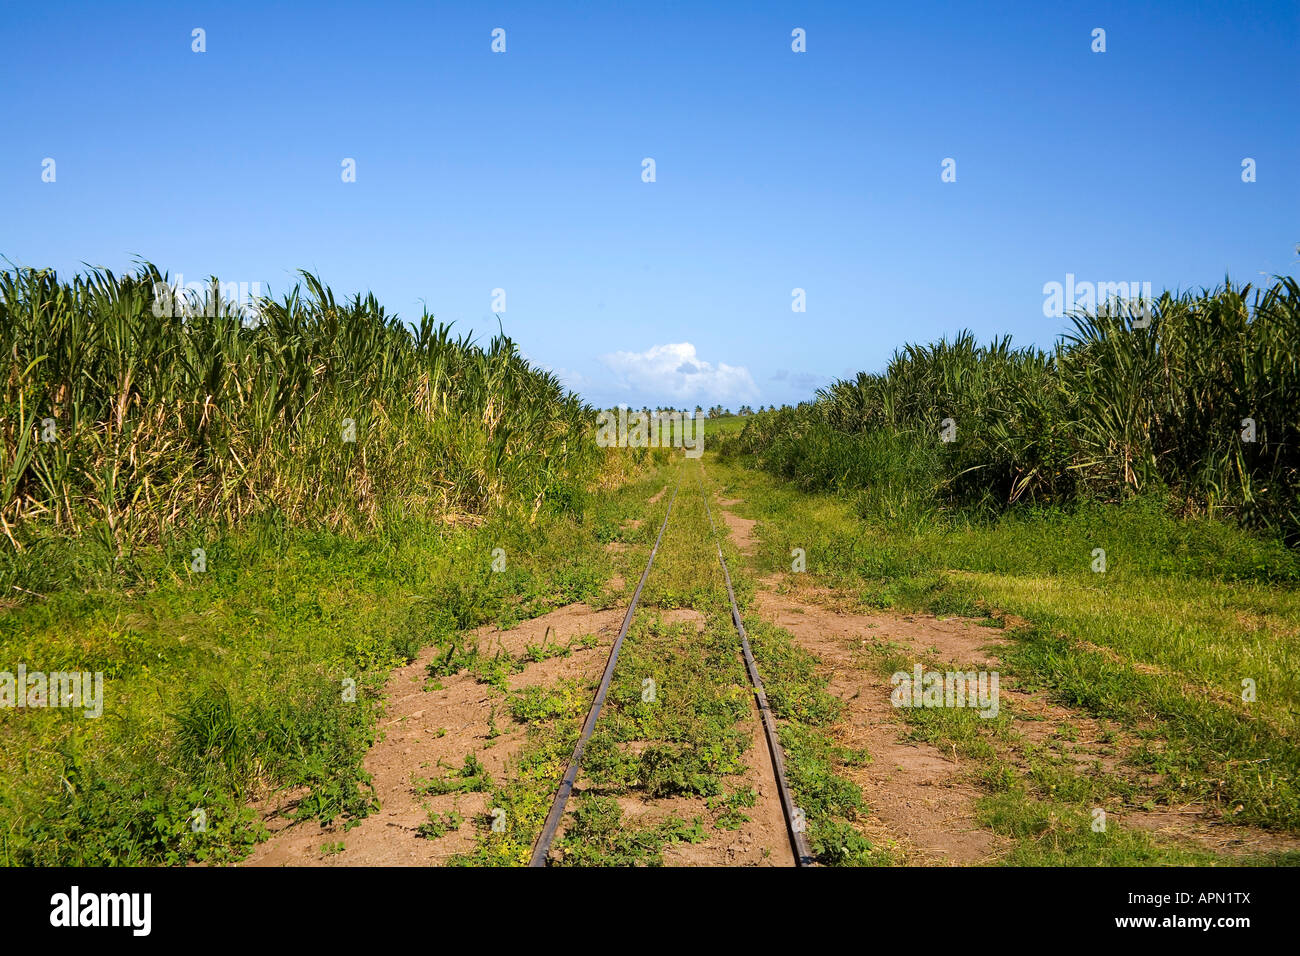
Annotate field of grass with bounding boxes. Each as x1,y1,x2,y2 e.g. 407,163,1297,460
701,276,1300,863
0,496,644,864
0,262,642,864
4,265,1297,868
705,454,1300,863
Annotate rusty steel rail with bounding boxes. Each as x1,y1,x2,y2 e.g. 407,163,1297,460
698,467,815,867
528,481,680,867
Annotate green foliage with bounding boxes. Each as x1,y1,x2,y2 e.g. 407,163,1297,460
417,810,464,840
0,262,604,586
415,755,493,796
508,681,589,722
708,786,756,829
0,470,624,865
721,278,1300,539
710,454,1300,855
551,795,705,866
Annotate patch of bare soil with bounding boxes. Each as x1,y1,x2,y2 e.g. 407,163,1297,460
755,590,1005,864
239,603,624,867
755,584,1300,861
717,503,756,554
648,485,667,504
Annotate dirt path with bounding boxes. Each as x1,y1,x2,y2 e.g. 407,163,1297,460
755,589,1005,863
241,603,624,866
756,587,1300,860
715,487,1300,863
717,498,757,554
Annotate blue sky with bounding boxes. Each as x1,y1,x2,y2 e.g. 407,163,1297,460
3,1,1297,408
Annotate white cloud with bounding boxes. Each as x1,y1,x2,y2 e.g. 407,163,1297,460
600,342,757,403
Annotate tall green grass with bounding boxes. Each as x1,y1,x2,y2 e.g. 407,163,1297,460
0,261,666,866
1,262,602,590
723,277,1300,538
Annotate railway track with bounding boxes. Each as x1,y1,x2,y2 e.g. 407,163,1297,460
526,481,680,867
698,467,816,866
528,467,812,867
